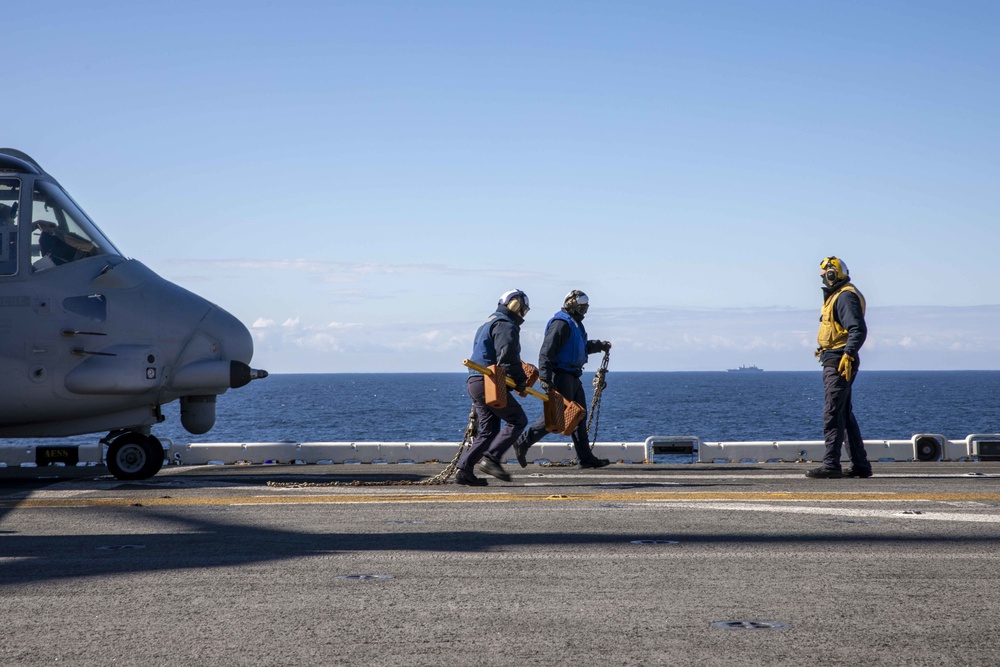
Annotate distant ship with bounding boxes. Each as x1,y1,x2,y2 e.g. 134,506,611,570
727,364,763,372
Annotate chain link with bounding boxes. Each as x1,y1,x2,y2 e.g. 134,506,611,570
587,349,610,449
266,407,477,488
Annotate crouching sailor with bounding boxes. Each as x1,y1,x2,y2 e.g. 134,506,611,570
457,289,532,486
807,257,873,479
512,290,612,469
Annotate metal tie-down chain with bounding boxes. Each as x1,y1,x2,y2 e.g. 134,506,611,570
587,350,610,449
267,408,477,488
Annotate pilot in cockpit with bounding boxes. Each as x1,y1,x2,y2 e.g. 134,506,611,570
33,231,63,271
33,220,94,271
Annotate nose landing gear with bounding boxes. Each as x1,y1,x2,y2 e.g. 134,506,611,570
105,432,164,480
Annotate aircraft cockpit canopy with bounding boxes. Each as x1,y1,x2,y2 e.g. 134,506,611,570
0,179,19,275
0,151,123,276
30,180,121,273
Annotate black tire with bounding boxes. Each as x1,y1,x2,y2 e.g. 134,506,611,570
106,433,164,480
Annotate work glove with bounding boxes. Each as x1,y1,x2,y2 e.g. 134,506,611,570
814,348,822,360
837,353,855,382
513,381,528,397
599,340,612,352
539,378,551,393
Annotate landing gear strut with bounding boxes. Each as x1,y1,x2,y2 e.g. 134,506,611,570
105,432,164,480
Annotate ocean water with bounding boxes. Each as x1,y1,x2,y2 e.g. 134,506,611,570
147,371,1000,445
6,371,1000,450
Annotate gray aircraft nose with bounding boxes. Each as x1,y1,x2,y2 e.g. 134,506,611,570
200,305,254,365
174,306,266,434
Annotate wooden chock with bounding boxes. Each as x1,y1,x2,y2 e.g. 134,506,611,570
544,389,565,433
484,364,508,409
561,398,585,436
461,359,549,401
522,362,539,388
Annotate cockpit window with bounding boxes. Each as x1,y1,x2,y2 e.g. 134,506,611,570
31,180,121,272
0,178,20,276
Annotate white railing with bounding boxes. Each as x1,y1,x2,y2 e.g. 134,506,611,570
3,433,997,469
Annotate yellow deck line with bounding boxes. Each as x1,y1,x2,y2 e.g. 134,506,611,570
4,490,1000,509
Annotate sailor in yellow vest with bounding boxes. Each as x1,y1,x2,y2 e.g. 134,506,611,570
807,257,873,479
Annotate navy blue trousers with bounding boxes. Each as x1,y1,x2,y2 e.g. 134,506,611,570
822,364,870,471
458,374,528,472
517,371,600,464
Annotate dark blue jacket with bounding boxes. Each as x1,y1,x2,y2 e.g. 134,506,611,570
469,306,528,386
538,309,604,382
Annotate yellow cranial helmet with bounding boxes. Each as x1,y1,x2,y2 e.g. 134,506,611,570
820,256,849,286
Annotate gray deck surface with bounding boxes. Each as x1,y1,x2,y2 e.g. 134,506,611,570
2,461,999,666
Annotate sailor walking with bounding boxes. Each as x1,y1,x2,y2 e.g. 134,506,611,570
457,290,532,486
512,290,612,469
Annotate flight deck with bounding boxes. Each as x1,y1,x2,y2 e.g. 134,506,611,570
2,461,999,666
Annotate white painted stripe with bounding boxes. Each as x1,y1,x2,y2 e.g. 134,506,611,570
523,472,1000,480
641,501,1000,523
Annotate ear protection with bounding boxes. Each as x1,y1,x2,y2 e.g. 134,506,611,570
499,289,529,316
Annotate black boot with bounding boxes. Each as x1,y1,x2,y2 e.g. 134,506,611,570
455,469,488,486
805,466,843,479
513,436,530,468
480,456,512,482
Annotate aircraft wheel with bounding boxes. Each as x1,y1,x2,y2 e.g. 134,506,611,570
106,433,164,480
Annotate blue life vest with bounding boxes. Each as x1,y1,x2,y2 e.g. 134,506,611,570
469,310,512,372
550,311,588,373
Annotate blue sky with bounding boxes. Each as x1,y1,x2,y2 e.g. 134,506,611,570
6,1,999,372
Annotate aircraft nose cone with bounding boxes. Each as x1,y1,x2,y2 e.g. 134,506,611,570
202,306,254,364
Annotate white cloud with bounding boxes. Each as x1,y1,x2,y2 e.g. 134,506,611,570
325,321,363,331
